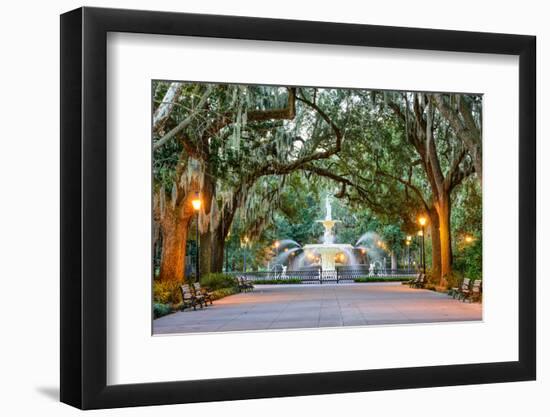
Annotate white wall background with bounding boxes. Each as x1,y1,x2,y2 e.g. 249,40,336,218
0,0,545,415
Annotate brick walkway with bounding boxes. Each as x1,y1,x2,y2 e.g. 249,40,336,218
153,282,482,335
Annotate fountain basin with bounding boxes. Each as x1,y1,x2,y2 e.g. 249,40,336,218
302,243,355,270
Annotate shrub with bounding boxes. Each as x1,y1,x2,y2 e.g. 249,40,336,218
211,287,239,300
252,278,303,285
464,240,482,280
453,236,482,280
353,276,409,283
201,273,238,290
153,280,182,304
153,302,172,318
443,271,463,290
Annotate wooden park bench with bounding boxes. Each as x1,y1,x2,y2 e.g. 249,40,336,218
409,273,426,288
407,273,422,288
465,279,482,303
180,284,204,311
237,276,254,292
449,277,469,299
193,282,214,305
414,273,426,288
455,278,471,301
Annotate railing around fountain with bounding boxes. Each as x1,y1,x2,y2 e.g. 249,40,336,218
229,266,416,284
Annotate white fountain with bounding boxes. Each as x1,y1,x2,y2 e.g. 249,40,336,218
301,196,355,270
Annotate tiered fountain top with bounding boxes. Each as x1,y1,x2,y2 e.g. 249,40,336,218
316,195,339,243
303,196,354,270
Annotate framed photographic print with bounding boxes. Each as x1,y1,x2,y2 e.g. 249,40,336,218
60,6,536,410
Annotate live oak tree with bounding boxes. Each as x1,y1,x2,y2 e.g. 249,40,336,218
385,92,476,285
153,83,347,282
298,90,478,285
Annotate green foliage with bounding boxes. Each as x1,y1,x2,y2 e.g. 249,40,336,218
381,224,405,253
153,280,182,304
451,177,482,280
454,235,482,280
153,302,172,319
443,271,464,290
200,273,238,290
151,80,482,283
211,287,239,300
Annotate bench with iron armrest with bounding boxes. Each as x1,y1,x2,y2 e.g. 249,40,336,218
465,279,482,303
193,282,214,305
409,273,426,288
414,273,427,288
448,277,469,299
180,284,204,311
241,277,254,291
235,276,253,292
454,278,471,301
234,276,245,292
408,273,422,288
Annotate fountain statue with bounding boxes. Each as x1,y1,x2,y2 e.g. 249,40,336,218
281,265,287,279
368,262,375,276
301,195,356,270
317,195,339,244
325,195,332,220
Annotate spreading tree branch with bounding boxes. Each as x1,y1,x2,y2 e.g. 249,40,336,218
153,85,214,150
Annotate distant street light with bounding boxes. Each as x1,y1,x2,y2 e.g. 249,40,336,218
406,235,412,272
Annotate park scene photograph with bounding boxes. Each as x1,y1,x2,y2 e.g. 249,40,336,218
152,80,483,335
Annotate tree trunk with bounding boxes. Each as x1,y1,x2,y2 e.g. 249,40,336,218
435,194,452,286
199,229,213,277
210,193,240,274
159,207,191,282
210,224,225,273
428,208,442,284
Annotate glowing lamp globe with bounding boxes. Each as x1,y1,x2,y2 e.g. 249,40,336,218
191,196,201,211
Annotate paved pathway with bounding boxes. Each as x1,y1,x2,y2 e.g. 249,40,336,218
153,283,482,335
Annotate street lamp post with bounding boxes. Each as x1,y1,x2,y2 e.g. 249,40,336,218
242,236,250,273
191,193,202,282
406,236,412,272
416,231,422,270
418,216,427,274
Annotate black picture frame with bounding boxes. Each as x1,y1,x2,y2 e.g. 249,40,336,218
60,6,536,410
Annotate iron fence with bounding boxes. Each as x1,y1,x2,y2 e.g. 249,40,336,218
228,266,416,284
